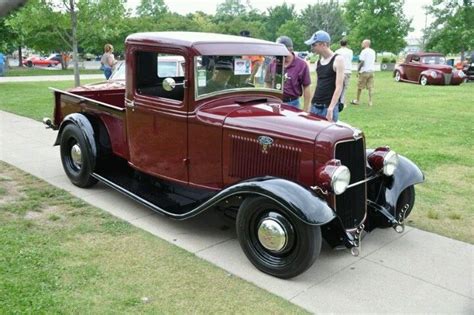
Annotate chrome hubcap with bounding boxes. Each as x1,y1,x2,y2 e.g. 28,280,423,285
257,218,288,252
421,77,427,85
395,72,400,81
70,144,83,169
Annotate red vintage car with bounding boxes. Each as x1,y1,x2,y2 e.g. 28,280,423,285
45,32,424,278
394,52,466,85
23,54,61,67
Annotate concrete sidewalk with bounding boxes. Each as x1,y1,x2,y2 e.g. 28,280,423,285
0,110,472,313
0,74,104,83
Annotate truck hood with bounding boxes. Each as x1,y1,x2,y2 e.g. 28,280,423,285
197,99,358,144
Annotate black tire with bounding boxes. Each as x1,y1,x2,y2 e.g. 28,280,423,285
60,124,98,188
396,185,415,220
27,60,33,68
236,196,321,278
420,75,428,86
394,70,401,82
372,185,415,229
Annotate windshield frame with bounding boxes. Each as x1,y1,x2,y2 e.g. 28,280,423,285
193,55,285,101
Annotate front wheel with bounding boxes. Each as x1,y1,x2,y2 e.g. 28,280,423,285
420,75,428,86
236,196,321,278
60,124,97,188
394,71,401,82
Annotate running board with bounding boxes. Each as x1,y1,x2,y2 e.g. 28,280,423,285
92,172,204,219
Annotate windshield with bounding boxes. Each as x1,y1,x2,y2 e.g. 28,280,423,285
421,55,446,65
195,55,284,98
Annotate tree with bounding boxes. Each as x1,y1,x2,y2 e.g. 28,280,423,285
215,0,249,20
136,0,168,17
265,3,297,41
277,20,306,51
344,0,412,54
424,0,473,59
300,1,347,46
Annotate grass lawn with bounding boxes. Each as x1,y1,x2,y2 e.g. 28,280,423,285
5,66,102,76
0,162,307,313
0,73,473,243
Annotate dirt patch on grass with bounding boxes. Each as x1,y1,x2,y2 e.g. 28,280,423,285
0,174,25,206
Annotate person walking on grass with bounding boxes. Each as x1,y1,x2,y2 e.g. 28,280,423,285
351,39,375,106
305,30,345,122
335,39,353,107
100,44,117,80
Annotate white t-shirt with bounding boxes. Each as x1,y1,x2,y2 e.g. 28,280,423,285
335,47,353,74
359,47,376,73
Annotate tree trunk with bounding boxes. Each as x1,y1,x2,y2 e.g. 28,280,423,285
70,0,80,87
18,45,22,67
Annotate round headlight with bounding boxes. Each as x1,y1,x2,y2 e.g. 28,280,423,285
430,71,438,79
458,70,466,78
383,150,399,176
331,166,351,195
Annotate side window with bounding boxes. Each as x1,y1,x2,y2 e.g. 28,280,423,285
411,56,420,63
135,51,185,102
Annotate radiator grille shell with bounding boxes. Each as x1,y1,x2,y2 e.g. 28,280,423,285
334,138,367,229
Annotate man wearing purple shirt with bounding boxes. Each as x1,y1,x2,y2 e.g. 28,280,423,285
265,36,311,110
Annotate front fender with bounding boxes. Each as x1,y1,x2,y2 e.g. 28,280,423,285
230,177,336,226
54,113,97,165
385,154,424,207
367,149,424,208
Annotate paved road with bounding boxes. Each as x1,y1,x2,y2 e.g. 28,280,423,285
0,110,472,313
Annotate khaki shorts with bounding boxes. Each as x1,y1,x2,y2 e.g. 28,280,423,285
358,72,374,90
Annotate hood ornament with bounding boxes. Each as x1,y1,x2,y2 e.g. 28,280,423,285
257,136,273,154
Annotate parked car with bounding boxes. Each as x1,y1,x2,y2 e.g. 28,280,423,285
23,54,61,67
45,32,424,279
394,52,466,85
462,55,474,82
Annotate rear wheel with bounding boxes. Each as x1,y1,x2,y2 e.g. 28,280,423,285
236,196,321,278
420,75,428,86
60,124,97,188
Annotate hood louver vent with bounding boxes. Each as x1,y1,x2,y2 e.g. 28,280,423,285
229,135,301,181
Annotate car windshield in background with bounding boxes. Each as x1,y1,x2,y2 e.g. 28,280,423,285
421,56,446,65
195,55,284,98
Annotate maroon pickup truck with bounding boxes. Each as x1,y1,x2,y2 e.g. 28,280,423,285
45,32,424,278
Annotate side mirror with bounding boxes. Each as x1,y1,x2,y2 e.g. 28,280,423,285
162,77,176,91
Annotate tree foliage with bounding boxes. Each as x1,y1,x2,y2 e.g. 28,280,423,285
425,0,473,58
300,0,347,45
265,3,297,41
277,20,306,51
344,0,412,53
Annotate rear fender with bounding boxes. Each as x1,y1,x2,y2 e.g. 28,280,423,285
54,113,97,167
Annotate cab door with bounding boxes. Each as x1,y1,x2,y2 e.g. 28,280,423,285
125,48,189,183
406,55,422,81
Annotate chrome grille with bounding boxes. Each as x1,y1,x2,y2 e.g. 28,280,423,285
229,135,301,181
443,73,452,85
334,138,366,229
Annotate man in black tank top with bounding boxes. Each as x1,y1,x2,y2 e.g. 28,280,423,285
304,30,345,122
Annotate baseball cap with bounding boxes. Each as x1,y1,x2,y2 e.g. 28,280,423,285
304,30,331,45
276,36,293,49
